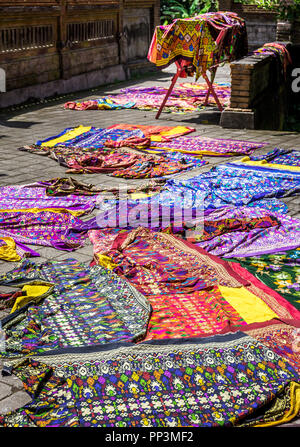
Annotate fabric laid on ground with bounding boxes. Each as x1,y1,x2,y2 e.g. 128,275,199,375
20,144,205,179
228,249,300,311
64,83,231,114
194,206,300,257
241,148,300,172
0,237,26,262
0,184,97,216
139,162,300,213
82,201,298,258
0,258,151,357
33,125,195,148
0,331,299,427
88,227,300,341
19,125,205,178
107,124,195,142
243,319,300,376
0,210,89,251
33,177,109,196
148,135,268,157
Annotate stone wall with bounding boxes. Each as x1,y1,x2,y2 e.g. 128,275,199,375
0,0,160,108
218,0,277,50
220,44,293,130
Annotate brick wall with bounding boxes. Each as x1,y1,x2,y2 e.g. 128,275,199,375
220,44,293,130
219,1,277,50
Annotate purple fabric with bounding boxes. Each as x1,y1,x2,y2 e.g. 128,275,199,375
194,206,300,257
0,210,89,251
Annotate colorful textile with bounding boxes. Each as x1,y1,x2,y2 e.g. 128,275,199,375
0,258,151,356
149,135,267,157
0,237,22,262
241,148,300,171
33,125,195,148
148,12,248,80
64,83,231,114
0,210,89,251
104,136,151,150
194,206,300,257
1,331,299,427
106,124,195,141
20,144,205,179
229,260,300,321
64,97,135,111
142,162,300,213
88,227,255,340
228,250,300,311
245,320,300,376
252,43,292,78
143,286,247,341
20,125,203,178
89,227,247,294
0,184,96,216
33,177,106,197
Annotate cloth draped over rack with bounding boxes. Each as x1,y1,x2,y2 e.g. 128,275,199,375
148,12,248,80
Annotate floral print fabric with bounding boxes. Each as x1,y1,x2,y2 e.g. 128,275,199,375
229,250,300,310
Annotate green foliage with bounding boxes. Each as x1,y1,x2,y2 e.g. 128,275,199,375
233,0,300,21
160,0,219,25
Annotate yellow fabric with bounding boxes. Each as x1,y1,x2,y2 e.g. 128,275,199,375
218,286,279,324
11,283,52,313
150,126,194,142
96,254,118,270
255,381,300,427
240,157,300,172
130,192,156,200
0,237,21,262
40,125,91,147
0,207,87,217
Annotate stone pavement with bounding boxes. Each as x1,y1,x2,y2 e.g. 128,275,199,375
0,64,299,424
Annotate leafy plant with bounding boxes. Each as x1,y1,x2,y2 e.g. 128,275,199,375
233,0,300,21
160,0,218,25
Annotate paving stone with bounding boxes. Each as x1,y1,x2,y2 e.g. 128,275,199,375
0,374,25,390
0,382,12,401
0,391,32,415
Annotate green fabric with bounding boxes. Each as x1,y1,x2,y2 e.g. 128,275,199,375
227,249,300,311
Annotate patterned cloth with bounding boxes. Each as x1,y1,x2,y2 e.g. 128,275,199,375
0,210,89,251
64,83,231,114
0,258,151,357
149,135,267,157
88,226,300,338
141,162,300,212
20,125,204,178
148,12,248,80
0,184,97,216
64,97,135,111
89,226,246,294
242,148,300,171
228,250,300,311
194,206,300,257
33,125,195,148
0,331,299,427
245,320,300,376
